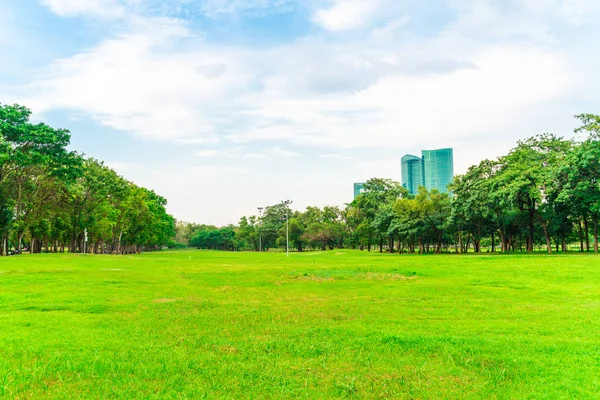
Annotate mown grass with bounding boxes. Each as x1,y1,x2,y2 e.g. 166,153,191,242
1,250,599,398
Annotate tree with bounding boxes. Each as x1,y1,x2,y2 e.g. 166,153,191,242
413,187,451,254
495,134,571,253
353,178,408,252
562,115,600,253
0,103,176,255
451,160,499,253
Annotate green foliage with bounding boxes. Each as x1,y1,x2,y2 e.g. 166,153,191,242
0,103,175,255
4,101,600,256
227,115,600,255
189,225,238,250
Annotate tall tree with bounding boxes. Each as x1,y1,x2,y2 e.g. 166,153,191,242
562,115,600,253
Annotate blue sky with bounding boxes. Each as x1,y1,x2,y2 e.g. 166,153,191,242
2,0,600,225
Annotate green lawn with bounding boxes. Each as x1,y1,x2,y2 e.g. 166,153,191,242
1,250,599,399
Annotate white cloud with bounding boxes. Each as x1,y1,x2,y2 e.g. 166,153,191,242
320,153,353,160
11,0,600,224
40,0,126,18
24,17,250,141
267,146,300,157
196,149,223,157
370,16,410,42
200,0,294,16
194,146,299,160
312,0,384,31
20,9,576,153
519,0,600,26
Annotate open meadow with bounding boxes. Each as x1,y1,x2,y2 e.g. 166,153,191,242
1,250,600,399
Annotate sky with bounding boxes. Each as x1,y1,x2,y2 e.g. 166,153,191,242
2,0,600,225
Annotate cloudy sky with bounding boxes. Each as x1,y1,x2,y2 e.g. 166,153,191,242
2,0,599,225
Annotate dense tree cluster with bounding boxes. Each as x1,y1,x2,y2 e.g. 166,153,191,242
5,100,598,256
179,114,600,254
0,103,175,255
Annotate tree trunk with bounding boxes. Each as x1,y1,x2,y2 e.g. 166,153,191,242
594,216,599,254
528,204,535,253
17,232,24,253
579,220,584,252
463,235,470,254
585,217,590,252
474,238,481,253
537,214,552,254
491,230,495,253
543,225,552,254
499,224,509,252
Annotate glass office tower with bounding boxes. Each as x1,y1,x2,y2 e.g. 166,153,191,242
401,155,424,195
422,148,454,193
353,182,366,199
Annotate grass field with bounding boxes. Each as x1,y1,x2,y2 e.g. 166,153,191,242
1,250,600,399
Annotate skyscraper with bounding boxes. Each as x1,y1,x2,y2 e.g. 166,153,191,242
353,182,366,199
422,148,454,193
401,148,454,195
401,155,423,196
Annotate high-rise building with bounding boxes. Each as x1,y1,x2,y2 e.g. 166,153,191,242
353,182,366,199
401,148,454,195
422,148,454,193
401,155,424,196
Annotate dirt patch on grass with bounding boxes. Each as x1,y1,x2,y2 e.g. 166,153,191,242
293,275,335,282
153,298,176,303
290,272,417,282
218,346,238,354
363,273,418,281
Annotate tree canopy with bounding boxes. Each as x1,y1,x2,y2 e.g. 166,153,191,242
0,103,175,255
179,114,600,255
5,102,600,256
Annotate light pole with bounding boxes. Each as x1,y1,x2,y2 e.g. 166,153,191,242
281,200,292,257
84,228,88,254
257,207,263,252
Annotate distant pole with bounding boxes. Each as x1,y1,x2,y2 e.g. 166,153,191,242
84,228,88,254
281,200,292,257
257,207,263,252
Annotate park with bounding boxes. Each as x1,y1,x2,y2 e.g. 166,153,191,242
1,250,599,398
4,1,600,398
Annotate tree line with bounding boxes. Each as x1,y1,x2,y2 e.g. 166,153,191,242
0,103,175,255
177,114,600,254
